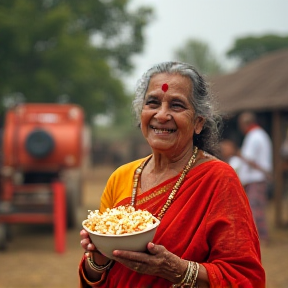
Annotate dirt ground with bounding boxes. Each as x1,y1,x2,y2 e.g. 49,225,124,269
0,165,288,288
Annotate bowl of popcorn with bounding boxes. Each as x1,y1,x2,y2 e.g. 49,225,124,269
82,205,160,259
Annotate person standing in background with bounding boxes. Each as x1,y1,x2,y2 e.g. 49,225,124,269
219,139,243,175
237,111,273,245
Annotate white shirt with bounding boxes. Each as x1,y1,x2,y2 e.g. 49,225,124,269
238,127,273,186
229,155,244,176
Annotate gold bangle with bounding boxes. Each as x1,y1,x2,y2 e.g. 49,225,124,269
85,252,114,273
191,262,199,288
172,261,199,288
172,261,191,287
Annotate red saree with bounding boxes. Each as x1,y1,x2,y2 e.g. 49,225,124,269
79,159,265,288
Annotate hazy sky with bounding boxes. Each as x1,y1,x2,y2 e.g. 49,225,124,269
125,0,288,89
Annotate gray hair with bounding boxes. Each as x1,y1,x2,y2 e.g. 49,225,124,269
132,61,222,156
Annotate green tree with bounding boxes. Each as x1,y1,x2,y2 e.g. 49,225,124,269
0,0,153,123
226,34,288,66
174,39,223,75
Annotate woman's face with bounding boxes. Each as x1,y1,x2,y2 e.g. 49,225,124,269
140,73,204,156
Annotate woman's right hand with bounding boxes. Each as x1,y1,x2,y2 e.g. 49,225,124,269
80,229,111,266
80,229,96,252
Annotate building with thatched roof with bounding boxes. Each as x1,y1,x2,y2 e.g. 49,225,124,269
211,49,288,113
210,49,288,227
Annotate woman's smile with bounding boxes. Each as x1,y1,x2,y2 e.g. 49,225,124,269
149,125,177,134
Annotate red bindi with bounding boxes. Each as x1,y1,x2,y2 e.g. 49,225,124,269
162,83,169,92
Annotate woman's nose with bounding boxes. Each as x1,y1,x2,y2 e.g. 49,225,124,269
154,105,171,121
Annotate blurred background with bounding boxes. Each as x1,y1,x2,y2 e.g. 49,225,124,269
0,0,288,287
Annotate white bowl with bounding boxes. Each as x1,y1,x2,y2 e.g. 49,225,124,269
82,217,160,259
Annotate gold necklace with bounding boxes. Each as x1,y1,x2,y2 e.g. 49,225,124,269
131,146,198,220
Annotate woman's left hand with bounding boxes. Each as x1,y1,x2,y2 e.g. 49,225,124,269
112,242,187,284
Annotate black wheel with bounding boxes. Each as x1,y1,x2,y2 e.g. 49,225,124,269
25,129,55,158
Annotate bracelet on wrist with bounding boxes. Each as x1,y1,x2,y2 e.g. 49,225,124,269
85,252,114,273
172,261,199,288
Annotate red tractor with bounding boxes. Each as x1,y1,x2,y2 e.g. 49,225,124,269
0,103,86,252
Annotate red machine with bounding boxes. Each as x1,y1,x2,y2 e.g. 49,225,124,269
0,103,85,252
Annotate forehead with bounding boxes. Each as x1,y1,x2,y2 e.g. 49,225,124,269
147,73,192,97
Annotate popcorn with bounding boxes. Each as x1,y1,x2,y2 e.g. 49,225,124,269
84,205,156,235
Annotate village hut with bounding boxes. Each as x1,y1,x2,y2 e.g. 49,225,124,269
210,49,288,227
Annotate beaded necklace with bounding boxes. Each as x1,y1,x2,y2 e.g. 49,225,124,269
131,146,198,220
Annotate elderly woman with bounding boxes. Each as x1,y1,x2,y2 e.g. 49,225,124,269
79,62,265,288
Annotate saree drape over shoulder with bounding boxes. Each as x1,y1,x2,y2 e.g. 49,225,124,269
79,158,265,288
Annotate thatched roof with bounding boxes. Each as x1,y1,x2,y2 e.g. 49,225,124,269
210,49,288,114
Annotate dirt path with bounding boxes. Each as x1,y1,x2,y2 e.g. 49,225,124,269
0,166,287,288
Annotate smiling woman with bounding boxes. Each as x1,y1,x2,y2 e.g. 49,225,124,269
140,73,203,159
79,61,265,288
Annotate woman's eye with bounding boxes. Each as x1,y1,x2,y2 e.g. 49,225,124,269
171,102,186,109
145,100,159,107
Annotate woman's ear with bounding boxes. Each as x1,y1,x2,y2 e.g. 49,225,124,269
195,116,205,134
